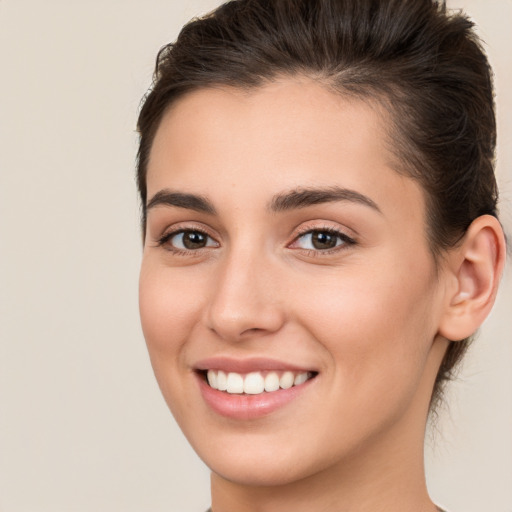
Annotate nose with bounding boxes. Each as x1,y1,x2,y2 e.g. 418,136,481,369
205,248,285,342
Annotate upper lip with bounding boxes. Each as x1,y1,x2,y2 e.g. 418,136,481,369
194,356,317,374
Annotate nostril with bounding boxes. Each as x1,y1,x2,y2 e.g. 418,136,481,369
241,327,265,336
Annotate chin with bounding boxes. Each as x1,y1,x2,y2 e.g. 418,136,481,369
206,452,312,487
185,421,347,489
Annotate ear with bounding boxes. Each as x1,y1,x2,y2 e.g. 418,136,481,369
438,215,506,341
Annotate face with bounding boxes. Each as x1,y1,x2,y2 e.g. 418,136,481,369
139,79,449,487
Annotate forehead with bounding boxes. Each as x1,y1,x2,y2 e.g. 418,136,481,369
150,79,389,166
147,78,424,223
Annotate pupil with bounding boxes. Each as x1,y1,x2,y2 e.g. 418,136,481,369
183,231,206,249
312,231,336,250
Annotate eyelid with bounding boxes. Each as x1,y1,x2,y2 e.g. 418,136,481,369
288,223,357,253
165,230,218,247
154,222,220,253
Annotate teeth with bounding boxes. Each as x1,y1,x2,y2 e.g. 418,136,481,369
207,370,217,389
244,372,265,394
264,372,280,392
294,372,308,385
226,372,244,394
279,371,294,389
205,370,313,394
217,370,227,391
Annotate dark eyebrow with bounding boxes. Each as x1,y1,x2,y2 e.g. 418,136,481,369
146,189,217,215
269,186,381,214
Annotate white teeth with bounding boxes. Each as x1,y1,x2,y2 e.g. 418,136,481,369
206,369,313,394
294,372,308,386
243,372,265,394
217,370,227,391
226,372,244,394
264,372,280,392
279,371,294,389
207,370,217,388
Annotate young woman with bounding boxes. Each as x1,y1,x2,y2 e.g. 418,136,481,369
136,1,506,510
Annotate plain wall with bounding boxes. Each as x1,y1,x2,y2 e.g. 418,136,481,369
0,1,510,511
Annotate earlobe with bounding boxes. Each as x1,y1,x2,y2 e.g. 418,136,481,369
438,215,506,341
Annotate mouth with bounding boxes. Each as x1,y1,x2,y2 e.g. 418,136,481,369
194,357,319,419
198,369,318,395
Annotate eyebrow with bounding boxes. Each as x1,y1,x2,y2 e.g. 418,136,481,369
145,185,381,217
146,190,217,215
269,186,381,213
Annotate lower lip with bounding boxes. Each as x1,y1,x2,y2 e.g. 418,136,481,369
197,374,315,420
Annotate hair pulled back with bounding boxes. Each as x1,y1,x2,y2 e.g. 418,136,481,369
136,0,499,408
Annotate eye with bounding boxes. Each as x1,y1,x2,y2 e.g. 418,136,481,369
292,229,355,251
159,229,218,251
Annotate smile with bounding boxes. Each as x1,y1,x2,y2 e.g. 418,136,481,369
195,362,318,419
205,370,315,395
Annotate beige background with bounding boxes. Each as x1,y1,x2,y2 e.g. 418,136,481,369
0,1,510,511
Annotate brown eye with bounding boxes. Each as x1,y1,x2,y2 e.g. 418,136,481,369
293,229,355,251
164,230,218,251
182,231,208,249
310,231,338,250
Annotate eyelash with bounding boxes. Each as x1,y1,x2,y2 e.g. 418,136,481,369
291,226,356,255
156,228,218,256
155,226,356,256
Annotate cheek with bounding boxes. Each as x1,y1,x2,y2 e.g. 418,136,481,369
139,261,201,367
293,254,438,402
139,261,210,428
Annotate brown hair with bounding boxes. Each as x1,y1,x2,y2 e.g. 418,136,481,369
136,0,499,407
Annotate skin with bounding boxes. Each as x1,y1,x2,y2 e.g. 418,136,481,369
138,78,503,512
